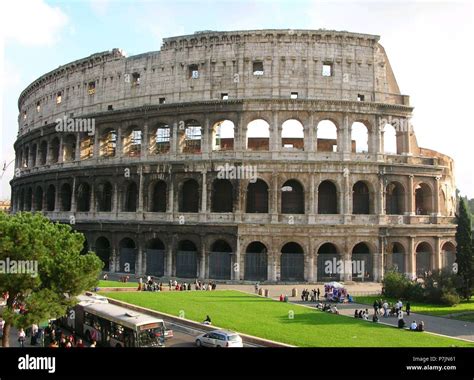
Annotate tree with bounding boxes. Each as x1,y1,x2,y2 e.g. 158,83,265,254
0,212,103,347
455,198,474,300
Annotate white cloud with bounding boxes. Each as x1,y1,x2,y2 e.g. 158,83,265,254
1,0,69,47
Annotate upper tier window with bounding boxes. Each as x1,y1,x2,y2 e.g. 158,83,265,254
88,81,96,95
189,64,199,79
322,63,332,77
253,61,264,76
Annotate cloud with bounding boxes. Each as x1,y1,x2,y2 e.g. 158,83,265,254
2,0,69,47
89,0,111,16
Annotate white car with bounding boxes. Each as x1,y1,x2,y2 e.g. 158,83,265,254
195,330,243,348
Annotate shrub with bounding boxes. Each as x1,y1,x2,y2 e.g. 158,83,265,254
382,270,410,299
440,292,460,306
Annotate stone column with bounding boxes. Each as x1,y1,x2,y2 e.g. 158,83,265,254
71,177,77,212
379,174,386,215
407,236,415,279
306,254,315,282
404,118,412,154
340,115,350,156
112,182,119,213
74,135,81,161
167,176,174,215
54,181,61,212
434,176,441,216
58,136,64,163
90,183,95,213
233,238,241,281
407,175,415,215
271,172,279,222
343,168,351,215
434,236,441,271
138,166,144,213
272,113,281,152
309,173,316,219
137,245,143,276
165,238,173,277
116,126,123,157
201,116,210,157
93,130,100,158
200,170,207,213
200,239,206,280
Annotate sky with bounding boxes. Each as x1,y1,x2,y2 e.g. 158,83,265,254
0,0,473,200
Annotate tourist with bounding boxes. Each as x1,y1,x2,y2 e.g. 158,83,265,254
90,340,97,347
17,328,26,348
30,323,39,346
382,301,389,317
76,338,85,348
417,321,425,332
354,309,359,318
255,282,260,294
372,314,379,323
358,310,363,318
397,310,405,328
373,300,378,315
203,315,212,325
103,273,108,281
406,302,411,316
410,321,417,331
317,288,320,301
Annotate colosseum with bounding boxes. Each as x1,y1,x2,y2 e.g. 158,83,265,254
10,29,457,283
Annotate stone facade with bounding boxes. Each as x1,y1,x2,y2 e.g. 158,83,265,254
11,29,457,283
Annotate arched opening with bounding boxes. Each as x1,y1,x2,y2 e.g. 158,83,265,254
150,180,167,212
212,120,234,151
23,146,29,167
45,184,56,211
281,180,304,214
416,242,432,277
415,183,433,215
318,180,338,214
79,133,93,160
150,123,170,154
280,242,304,281
100,128,117,157
351,122,369,153
383,123,397,154
441,242,456,271
209,240,232,280
211,179,233,212
60,183,72,211
352,243,373,281
123,127,142,157
30,144,37,167
317,243,340,281
96,182,113,212
123,181,138,212
34,186,43,211
316,120,338,152
281,119,304,150
50,137,60,164
246,119,269,151
176,240,198,278
387,242,405,273
39,141,48,165
146,238,165,277
182,120,202,154
25,188,32,211
353,181,371,214
246,179,268,213
119,238,136,274
76,183,91,212
386,182,405,215
95,237,111,271
63,135,76,162
179,179,199,212
244,242,268,281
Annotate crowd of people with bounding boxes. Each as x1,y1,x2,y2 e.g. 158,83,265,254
371,299,411,318
316,303,339,314
300,288,321,302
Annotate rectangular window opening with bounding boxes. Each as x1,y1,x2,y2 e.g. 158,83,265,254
88,81,96,95
221,93,229,100
290,92,298,99
322,63,332,77
357,94,365,101
189,64,199,79
159,97,166,104
253,61,264,76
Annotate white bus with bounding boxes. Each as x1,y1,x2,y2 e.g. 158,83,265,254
66,294,172,347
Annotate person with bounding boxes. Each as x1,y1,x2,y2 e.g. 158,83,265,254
0,318,4,338
76,338,85,348
48,340,58,348
406,302,411,316
358,310,363,318
397,310,405,328
382,301,389,317
31,323,39,346
103,273,108,281
331,305,339,315
18,328,26,348
316,288,320,301
255,282,260,294
354,309,359,318
203,315,212,325
410,321,417,331
417,321,425,332
373,300,379,316
372,314,379,323
90,340,97,347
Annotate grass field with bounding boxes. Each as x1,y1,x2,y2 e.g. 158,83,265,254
98,280,138,288
101,290,474,347
354,295,474,317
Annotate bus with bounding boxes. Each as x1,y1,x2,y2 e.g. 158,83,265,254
65,294,172,347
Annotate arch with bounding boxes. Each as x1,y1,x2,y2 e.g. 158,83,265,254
280,242,304,281
212,120,234,151
211,179,233,212
317,243,341,281
318,180,338,214
351,122,369,153
34,186,43,211
150,123,170,154
123,127,142,157
281,179,304,214
96,182,113,212
387,242,405,273
353,181,371,214
63,135,76,162
209,240,232,280
244,242,268,281
281,119,304,150
176,240,198,278
385,182,405,215
150,180,167,212
415,242,433,277
182,120,202,153
60,183,72,211
246,179,268,213
316,120,338,152
95,236,111,271
76,183,91,212
415,183,433,215
39,141,48,165
123,181,138,212
383,123,397,154
179,179,199,212
441,242,456,271
79,133,93,160
146,238,165,277
246,119,270,151
352,242,373,281
100,128,117,157
45,184,56,211
50,137,60,164
119,237,136,273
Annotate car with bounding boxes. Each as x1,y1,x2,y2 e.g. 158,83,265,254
195,330,243,348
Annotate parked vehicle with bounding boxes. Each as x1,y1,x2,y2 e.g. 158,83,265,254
195,330,243,348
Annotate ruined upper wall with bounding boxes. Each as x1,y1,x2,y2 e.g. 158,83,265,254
17,29,408,132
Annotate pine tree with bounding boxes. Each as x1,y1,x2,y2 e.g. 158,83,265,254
455,198,474,300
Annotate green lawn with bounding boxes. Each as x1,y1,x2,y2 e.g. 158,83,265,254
354,295,474,317
98,280,138,288
101,290,473,347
